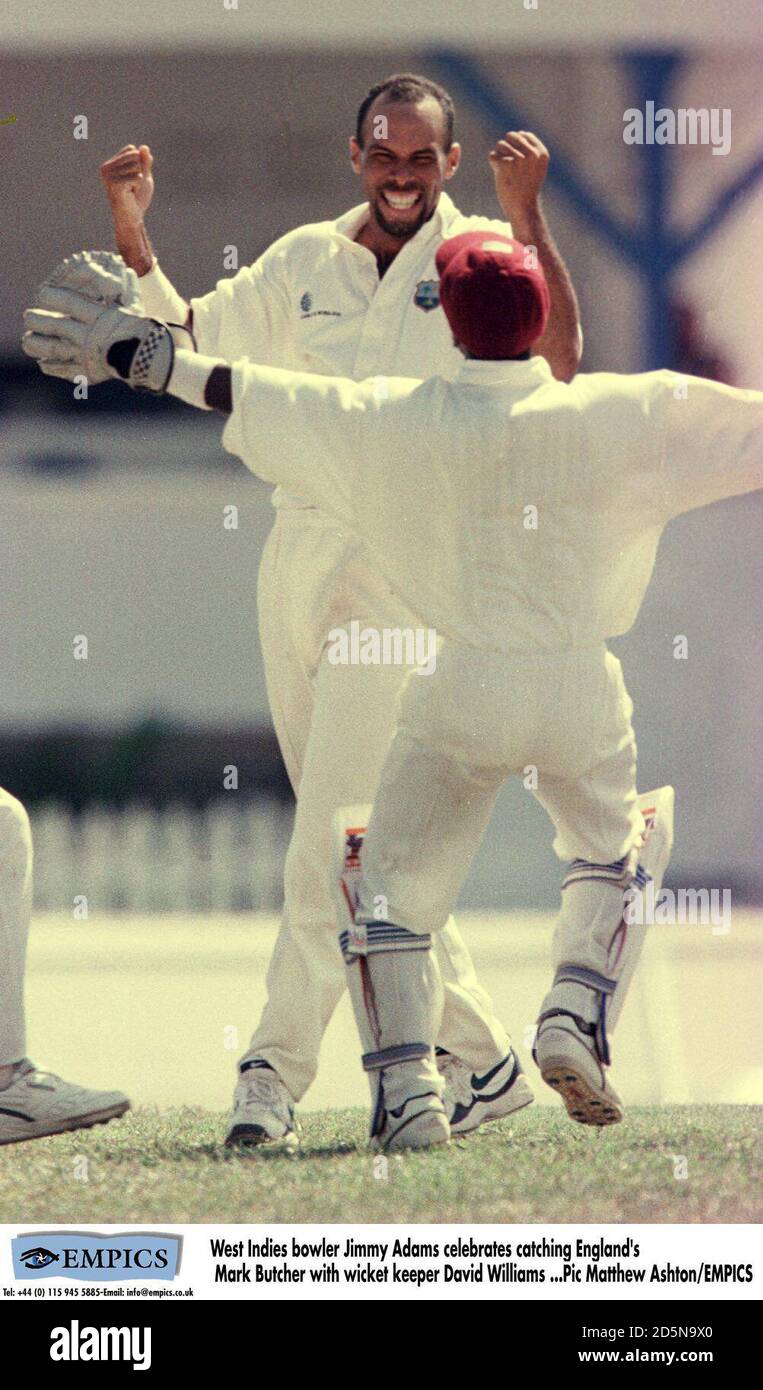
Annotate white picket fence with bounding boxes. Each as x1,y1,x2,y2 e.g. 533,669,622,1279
31,800,292,913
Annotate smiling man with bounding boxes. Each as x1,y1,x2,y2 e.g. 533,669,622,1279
97,74,582,1150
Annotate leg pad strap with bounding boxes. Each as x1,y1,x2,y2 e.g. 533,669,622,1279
536,965,617,1067
340,920,432,963
362,1043,430,1073
562,850,643,892
554,964,617,995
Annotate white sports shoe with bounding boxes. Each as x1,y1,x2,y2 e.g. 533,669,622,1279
373,1102,450,1153
225,1064,300,1153
438,1049,535,1136
367,1057,450,1153
0,1061,130,1146
535,1016,623,1126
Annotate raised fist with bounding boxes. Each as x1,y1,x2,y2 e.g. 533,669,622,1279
100,144,155,223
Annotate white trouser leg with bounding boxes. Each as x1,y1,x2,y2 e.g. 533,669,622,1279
356,731,504,944
429,921,511,1068
0,790,33,1065
245,522,514,1096
247,639,512,1095
242,521,343,1099
533,692,656,1087
535,705,641,967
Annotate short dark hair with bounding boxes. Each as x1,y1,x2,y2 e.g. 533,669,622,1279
355,73,455,151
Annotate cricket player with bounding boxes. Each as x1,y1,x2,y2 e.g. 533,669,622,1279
0,788,130,1144
96,74,583,1146
22,235,761,1149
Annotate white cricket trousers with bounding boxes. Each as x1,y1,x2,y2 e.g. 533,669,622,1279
356,640,644,974
0,789,33,1065
243,510,512,1099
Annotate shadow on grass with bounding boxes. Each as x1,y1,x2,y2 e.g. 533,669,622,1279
225,1139,364,1161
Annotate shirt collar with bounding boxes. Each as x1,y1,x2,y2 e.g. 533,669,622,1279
333,190,460,251
454,356,555,389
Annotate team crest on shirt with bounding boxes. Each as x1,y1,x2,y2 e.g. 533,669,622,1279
413,279,440,311
300,291,313,313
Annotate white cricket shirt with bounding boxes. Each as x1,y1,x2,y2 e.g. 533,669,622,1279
222,357,763,652
183,191,513,506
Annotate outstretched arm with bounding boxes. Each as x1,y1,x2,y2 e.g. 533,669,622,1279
21,253,373,517
653,371,763,515
489,131,582,383
165,350,367,518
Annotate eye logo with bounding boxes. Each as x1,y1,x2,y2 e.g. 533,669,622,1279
20,1247,60,1269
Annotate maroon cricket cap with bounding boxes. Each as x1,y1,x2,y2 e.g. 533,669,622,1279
435,230,550,359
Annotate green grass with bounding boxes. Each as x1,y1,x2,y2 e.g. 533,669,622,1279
2,1105,760,1225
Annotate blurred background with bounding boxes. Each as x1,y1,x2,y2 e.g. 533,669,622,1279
1,1,761,1108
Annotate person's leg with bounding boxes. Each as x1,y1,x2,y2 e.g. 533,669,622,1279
244,536,516,1098
532,654,674,1124
345,722,533,1147
248,648,514,1097
356,731,506,943
341,927,450,1152
226,517,320,1147
0,788,130,1144
0,789,33,1077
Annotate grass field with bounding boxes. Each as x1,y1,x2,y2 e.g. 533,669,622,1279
22,913,763,1114
1,1105,760,1225
6,914,760,1226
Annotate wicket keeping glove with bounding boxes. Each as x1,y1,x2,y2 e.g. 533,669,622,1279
22,250,177,392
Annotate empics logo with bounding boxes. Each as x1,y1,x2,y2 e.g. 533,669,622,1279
50,1321,151,1373
12,1231,181,1281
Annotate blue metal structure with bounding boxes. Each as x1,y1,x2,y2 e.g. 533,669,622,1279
431,50,763,369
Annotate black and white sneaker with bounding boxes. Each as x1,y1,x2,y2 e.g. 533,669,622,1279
438,1049,534,1136
225,1062,300,1153
371,1058,451,1152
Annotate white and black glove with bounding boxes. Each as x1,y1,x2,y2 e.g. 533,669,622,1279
22,250,180,392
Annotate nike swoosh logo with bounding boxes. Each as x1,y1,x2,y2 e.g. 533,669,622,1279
388,1091,438,1120
471,1053,516,1092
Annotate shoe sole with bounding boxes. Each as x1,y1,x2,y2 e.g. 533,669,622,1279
225,1124,300,1155
0,1100,130,1147
450,1077,535,1136
540,1057,622,1127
